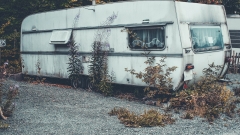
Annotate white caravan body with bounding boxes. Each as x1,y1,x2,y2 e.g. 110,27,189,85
227,14,240,52
21,1,231,90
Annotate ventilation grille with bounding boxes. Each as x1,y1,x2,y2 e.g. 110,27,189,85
230,30,240,48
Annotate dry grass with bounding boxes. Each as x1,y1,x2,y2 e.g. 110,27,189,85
168,63,239,122
0,82,19,128
170,83,236,122
115,93,138,101
109,107,175,127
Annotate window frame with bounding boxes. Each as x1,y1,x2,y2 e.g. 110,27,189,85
126,25,166,51
189,25,224,53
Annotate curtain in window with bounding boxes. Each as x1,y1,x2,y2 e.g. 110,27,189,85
131,27,165,49
190,26,223,50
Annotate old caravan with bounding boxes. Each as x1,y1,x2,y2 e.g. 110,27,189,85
227,14,240,52
21,1,231,90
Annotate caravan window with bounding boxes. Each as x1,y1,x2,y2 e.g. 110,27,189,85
190,26,224,52
128,27,165,49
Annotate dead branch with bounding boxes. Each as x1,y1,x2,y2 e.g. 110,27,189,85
0,107,7,120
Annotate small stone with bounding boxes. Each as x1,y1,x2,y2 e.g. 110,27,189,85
224,124,228,127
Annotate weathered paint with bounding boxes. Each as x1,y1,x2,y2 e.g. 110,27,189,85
21,1,230,90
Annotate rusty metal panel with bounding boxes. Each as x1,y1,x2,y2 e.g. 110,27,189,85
22,54,69,78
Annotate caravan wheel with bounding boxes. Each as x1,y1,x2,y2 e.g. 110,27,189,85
86,79,93,90
71,79,81,89
80,76,86,89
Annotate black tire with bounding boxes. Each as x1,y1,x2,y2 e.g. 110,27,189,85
36,76,40,83
86,79,93,90
71,79,81,89
80,76,86,89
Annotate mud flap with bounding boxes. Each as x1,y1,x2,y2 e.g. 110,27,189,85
184,70,193,81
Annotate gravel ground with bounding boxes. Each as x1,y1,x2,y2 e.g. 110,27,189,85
1,74,240,135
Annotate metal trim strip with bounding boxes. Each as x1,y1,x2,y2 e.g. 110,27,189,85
22,21,174,34
20,51,183,57
180,22,226,25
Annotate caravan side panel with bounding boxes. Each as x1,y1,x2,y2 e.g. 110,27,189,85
21,1,183,88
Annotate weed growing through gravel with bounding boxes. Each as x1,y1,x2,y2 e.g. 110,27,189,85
0,83,19,128
109,107,175,127
21,57,46,84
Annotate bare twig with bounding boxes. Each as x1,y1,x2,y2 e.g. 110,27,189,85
0,107,7,120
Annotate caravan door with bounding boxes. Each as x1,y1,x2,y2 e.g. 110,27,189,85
180,23,230,86
176,2,231,86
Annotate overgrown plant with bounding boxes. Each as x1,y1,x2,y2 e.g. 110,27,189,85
170,63,236,122
98,52,113,95
67,37,83,88
21,59,45,84
125,57,177,97
88,41,106,90
122,28,177,97
109,107,175,127
88,12,117,94
36,58,41,75
34,58,46,84
67,11,83,88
